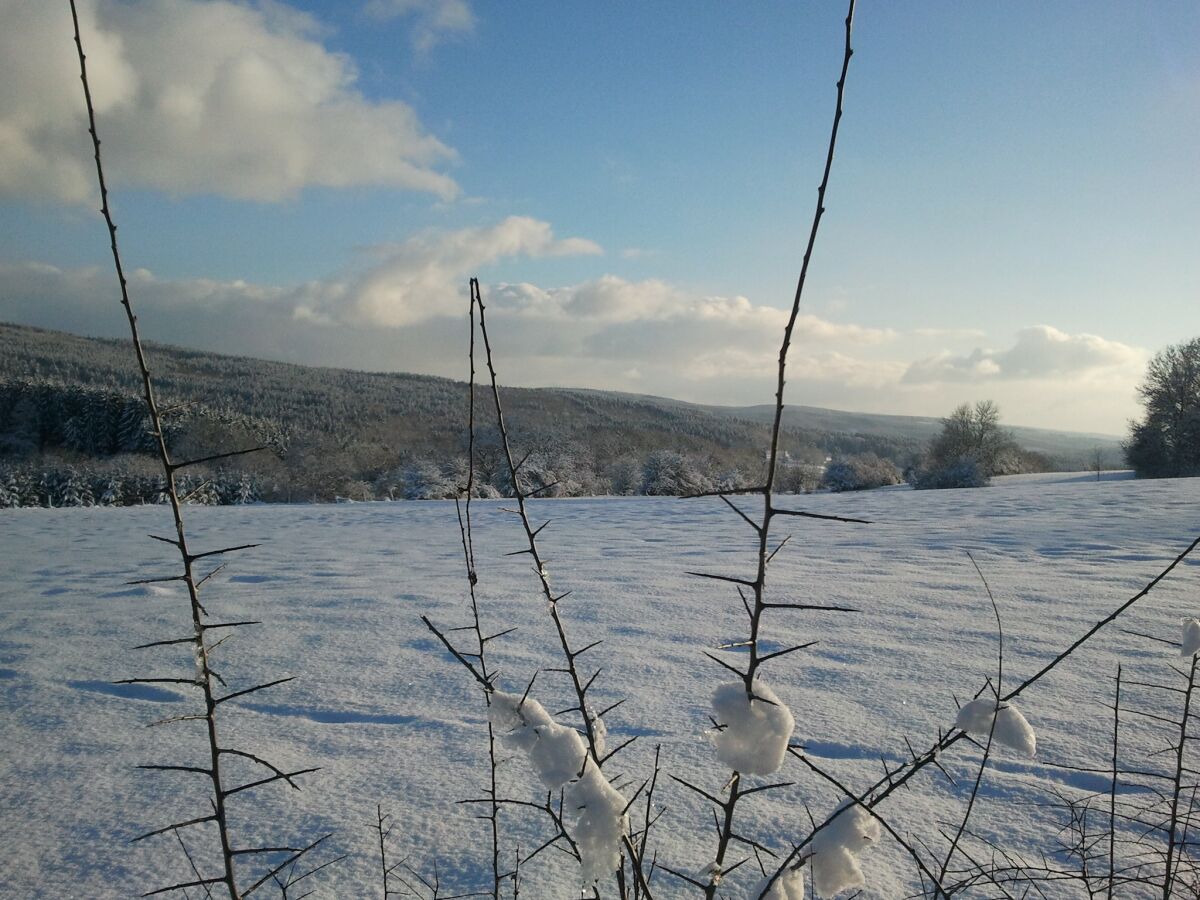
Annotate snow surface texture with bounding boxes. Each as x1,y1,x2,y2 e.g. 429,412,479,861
955,698,1037,757
1182,618,1200,657
488,690,627,883
754,866,805,899
1,472,1199,897
711,679,794,775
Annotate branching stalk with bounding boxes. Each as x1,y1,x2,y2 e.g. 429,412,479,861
1163,654,1198,897
470,279,654,898
692,2,858,896
760,533,1200,892
69,4,312,896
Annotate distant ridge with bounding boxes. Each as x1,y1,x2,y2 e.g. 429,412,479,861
0,321,1122,501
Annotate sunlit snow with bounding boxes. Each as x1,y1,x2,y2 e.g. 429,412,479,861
1,471,1198,897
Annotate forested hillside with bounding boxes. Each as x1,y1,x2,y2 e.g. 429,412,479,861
0,322,1115,505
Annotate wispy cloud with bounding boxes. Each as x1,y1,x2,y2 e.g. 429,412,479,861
1,0,458,205
911,326,987,339
363,0,476,52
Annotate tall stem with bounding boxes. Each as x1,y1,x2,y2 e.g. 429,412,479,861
705,2,856,895
1163,654,1198,898
68,3,241,896
472,279,654,898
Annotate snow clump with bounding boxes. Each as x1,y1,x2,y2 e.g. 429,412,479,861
565,758,629,883
710,679,795,775
1182,618,1200,657
751,865,805,899
955,698,1037,756
489,690,628,884
809,800,880,896
490,691,585,786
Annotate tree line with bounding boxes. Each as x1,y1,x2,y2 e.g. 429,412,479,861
14,321,1181,506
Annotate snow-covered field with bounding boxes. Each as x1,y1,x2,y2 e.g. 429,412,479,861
2,472,1199,898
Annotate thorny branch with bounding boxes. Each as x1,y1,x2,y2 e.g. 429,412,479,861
466,279,655,897
69,3,315,895
678,2,860,896
759,532,1200,895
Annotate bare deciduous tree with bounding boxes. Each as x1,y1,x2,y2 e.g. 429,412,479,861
1126,337,1200,478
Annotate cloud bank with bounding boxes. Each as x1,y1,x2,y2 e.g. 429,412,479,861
903,326,1143,383
0,0,458,204
0,216,1145,433
297,216,603,327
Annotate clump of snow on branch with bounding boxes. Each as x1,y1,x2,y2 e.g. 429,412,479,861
1182,618,1200,657
955,698,1037,757
490,691,585,787
710,680,794,775
808,800,880,897
565,758,628,883
489,690,628,884
752,865,805,899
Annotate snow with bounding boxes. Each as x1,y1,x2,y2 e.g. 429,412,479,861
489,691,587,787
588,705,608,758
564,758,629,884
488,690,627,884
1,472,1199,897
711,679,795,775
954,698,1037,757
754,865,805,899
809,800,881,896
1182,617,1200,657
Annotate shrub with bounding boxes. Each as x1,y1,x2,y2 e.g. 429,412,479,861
911,455,989,490
640,449,714,496
820,452,902,492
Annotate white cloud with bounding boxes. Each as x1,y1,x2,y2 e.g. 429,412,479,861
902,325,1144,384
912,326,987,339
0,237,887,393
487,277,893,336
479,278,893,383
298,216,603,327
363,0,475,52
0,0,458,204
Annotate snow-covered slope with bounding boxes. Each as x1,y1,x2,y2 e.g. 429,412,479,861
1,473,1198,897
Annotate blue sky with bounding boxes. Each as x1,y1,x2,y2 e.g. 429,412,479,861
1,0,1197,433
